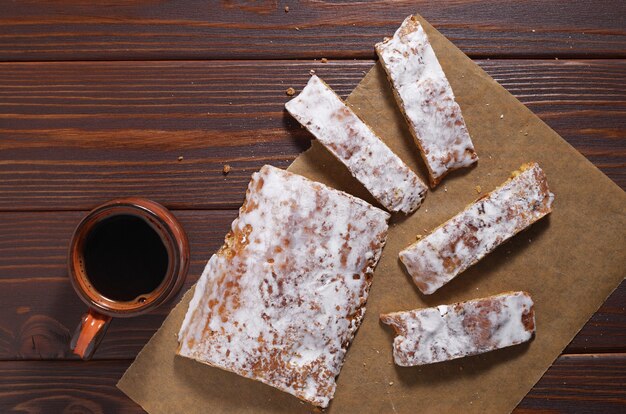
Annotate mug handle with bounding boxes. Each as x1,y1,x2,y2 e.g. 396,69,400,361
70,308,112,359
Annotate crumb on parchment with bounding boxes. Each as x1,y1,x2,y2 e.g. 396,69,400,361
475,185,482,194
223,164,231,175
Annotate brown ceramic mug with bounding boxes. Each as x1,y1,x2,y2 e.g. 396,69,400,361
68,198,189,359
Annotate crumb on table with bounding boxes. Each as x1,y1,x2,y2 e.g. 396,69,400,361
223,164,232,175
284,5,289,12
177,155,184,161
286,87,296,96
321,57,328,63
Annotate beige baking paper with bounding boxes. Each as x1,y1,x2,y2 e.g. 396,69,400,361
118,15,626,414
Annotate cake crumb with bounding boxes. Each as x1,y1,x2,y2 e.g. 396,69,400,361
416,234,423,240
321,57,328,63
389,381,394,386
177,156,184,162
475,185,482,194
295,26,299,31
284,5,289,12
309,69,316,75
500,114,504,119
223,164,232,175
286,87,296,96
524,132,528,136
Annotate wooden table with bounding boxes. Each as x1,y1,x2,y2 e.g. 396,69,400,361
1,1,624,412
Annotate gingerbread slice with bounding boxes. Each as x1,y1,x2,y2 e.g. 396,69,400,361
400,162,554,295
376,15,478,187
380,291,536,366
177,165,389,408
285,75,427,214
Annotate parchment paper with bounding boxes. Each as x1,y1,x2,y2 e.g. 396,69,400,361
118,15,626,413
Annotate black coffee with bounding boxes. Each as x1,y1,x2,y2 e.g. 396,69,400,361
82,214,169,302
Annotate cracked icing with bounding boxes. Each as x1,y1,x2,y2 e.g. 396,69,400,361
400,162,554,295
376,15,478,187
285,75,427,214
177,165,389,407
381,291,536,366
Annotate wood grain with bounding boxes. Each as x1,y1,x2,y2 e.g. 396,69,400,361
0,210,623,360
1,1,625,61
2,2,624,412
1,355,625,413
1,59,624,211
0,360,142,414
516,354,626,413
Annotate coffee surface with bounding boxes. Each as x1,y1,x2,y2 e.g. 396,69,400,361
83,214,168,302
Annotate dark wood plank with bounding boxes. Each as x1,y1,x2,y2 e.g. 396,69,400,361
0,211,623,360
0,360,143,414
1,355,625,413
0,60,365,211
1,59,624,211
1,1,625,60
515,354,626,413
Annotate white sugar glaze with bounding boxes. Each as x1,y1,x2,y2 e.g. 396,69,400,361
286,75,427,214
178,165,389,407
381,291,535,366
400,162,554,294
376,15,478,186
